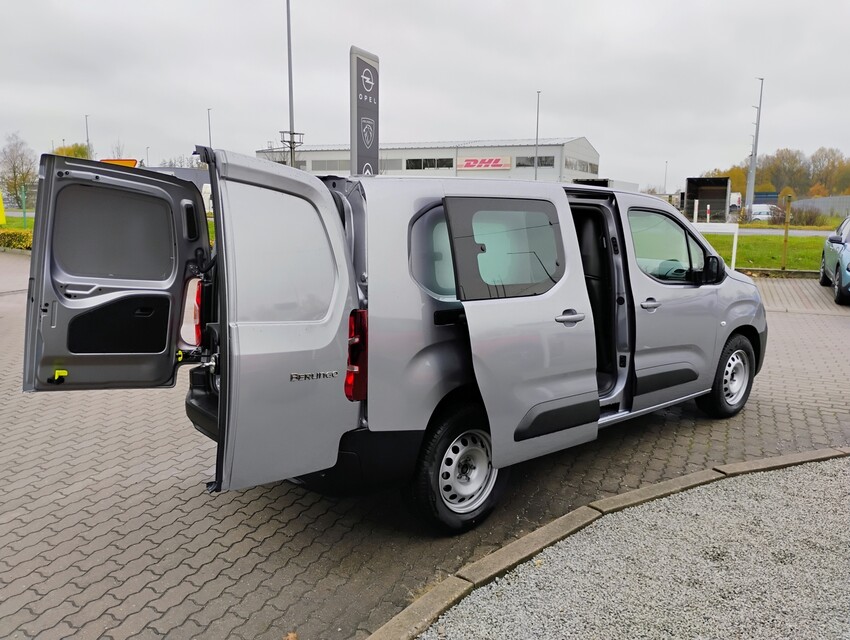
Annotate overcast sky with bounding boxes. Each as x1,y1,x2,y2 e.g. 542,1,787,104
3,0,848,190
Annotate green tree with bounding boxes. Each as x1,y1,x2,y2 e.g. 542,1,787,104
759,149,811,196
53,143,91,159
810,147,844,194
0,133,37,208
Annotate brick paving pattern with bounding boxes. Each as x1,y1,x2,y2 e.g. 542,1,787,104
1,250,848,639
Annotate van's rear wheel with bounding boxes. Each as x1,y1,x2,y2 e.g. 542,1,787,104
696,334,755,418
412,404,508,533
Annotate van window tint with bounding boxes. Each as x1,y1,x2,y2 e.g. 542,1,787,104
53,184,173,280
224,182,336,322
444,197,564,301
410,206,457,298
472,209,558,287
628,209,700,283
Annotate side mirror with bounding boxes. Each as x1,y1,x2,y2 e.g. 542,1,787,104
828,234,843,244
702,255,725,285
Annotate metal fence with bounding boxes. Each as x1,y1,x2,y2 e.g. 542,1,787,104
792,196,850,216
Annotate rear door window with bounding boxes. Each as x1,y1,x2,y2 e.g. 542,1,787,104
443,197,564,301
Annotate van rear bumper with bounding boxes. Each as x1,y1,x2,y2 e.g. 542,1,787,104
297,428,425,494
185,366,219,442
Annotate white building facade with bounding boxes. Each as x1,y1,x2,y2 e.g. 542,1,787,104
256,137,601,182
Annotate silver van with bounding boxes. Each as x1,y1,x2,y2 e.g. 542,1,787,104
24,149,767,531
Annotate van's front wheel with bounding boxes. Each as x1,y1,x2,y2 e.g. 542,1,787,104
412,405,509,533
696,334,755,418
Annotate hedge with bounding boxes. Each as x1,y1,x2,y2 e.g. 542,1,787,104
0,229,33,250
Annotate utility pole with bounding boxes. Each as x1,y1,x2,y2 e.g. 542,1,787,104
207,108,213,147
146,146,150,167
281,0,304,167
534,91,541,180
664,160,668,194
745,77,764,219
85,114,91,158
780,194,792,270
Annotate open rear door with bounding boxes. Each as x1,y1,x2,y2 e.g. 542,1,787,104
442,191,600,468
24,155,209,391
208,151,360,491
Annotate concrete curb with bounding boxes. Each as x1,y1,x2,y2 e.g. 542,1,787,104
367,447,849,640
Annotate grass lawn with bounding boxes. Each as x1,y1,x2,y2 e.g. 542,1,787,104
703,233,823,271
0,216,35,230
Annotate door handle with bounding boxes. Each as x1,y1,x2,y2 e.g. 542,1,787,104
63,284,98,297
641,298,661,310
555,309,586,325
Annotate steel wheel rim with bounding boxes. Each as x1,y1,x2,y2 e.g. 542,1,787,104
722,349,749,406
439,429,498,514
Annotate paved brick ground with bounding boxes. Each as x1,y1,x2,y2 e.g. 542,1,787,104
1,250,848,639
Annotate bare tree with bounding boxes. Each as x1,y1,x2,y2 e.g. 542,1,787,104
110,139,125,158
0,133,37,208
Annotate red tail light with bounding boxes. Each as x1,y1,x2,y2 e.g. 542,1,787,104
193,279,202,346
344,309,368,401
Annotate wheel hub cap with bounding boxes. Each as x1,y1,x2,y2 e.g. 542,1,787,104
439,429,498,514
722,349,749,406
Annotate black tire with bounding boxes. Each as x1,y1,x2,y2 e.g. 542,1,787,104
696,334,755,419
835,267,849,305
411,403,509,533
819,255,830,286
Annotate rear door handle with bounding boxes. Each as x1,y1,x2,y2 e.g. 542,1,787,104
641,298,661,310
555,309,586,325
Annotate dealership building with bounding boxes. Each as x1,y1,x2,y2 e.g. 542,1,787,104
255,137,605,183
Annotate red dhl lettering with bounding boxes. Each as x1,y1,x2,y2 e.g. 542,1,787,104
462,158,506,169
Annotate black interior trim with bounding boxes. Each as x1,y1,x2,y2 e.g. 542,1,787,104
68,296,170,354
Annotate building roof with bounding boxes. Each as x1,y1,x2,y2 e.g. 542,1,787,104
257,137,581,153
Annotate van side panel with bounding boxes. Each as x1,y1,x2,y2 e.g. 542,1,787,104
362,179,477,434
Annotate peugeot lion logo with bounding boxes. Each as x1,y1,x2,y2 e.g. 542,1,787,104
360,117,375,149
361,68,374,92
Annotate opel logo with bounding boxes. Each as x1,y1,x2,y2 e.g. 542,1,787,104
361,68,374,93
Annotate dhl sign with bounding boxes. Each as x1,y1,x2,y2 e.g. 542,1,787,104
458,156,511,170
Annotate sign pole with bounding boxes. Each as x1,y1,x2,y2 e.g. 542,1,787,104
350,47,379,176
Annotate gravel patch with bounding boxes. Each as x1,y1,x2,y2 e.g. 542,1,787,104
420,458,850,639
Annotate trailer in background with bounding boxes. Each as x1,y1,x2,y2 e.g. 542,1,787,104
684,177,731,223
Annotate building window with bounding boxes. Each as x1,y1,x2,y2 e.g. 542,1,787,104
406,159,423,170
436,158,454,169
516,156,554,168
380,158,402,171
405,158,454,170
565,157,594,173
311,159,350,172
423,158,436,169
294,160,306,170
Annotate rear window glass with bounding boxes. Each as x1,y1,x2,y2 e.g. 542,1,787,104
53,184,174,280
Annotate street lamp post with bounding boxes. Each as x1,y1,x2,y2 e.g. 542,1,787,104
207,108,213,147
146,146,150,167
745,77,764,218
534,90,541,180
85,114,91,158
285,0,297,167
664,160,668,194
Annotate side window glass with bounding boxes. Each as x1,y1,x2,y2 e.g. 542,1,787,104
410,206,457,298
444,197,564,301
628,209,693,283
688,235,705,271
53,185,174,280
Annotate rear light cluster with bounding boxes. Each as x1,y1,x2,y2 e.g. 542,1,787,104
344,309,368,401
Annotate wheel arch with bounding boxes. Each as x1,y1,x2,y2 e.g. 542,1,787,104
729,324,763,374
